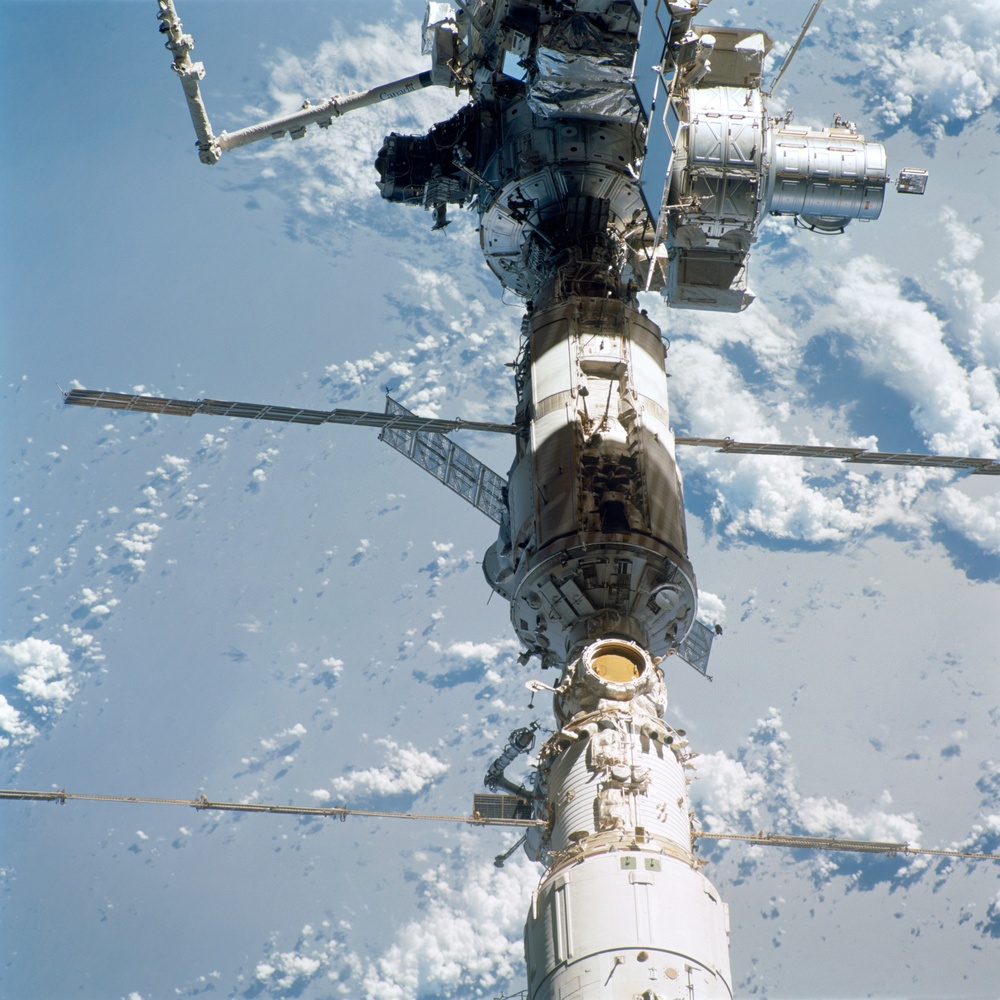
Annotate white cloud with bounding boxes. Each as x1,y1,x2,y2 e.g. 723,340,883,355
249,446,279,488
691,708,924,859
673,339,907,542
796,794,921,845
443,639,516,663
254,952,321,991
114,521,162,572
357,851,536,1000
660,233,1000,563
938,208,1000,369
693,751,766,831
830,0,1000,138
821,255,1000,458
321,656,344,678
245,846,536,1000
933,487,1000,555
329,737,448,798
319,261,518,420
237,723,308,777
697,589,727,627
0,694,38,748
2,638,74,714
419,544,476,595
259,723,307,752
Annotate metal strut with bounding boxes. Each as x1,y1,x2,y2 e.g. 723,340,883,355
63,388,517,436
694,830,1000,863
156,0,457,164
765,0,824,97
156,0,218,163
63,391,998,474
4,789,997,862
0,788,542,828
675,436,1000,476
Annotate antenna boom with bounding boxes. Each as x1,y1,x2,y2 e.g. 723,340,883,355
63,388,518,436
676,436,1000,475
766,0,824,96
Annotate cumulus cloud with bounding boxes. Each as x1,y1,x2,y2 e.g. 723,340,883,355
259,723,307,752
0,694,38,749
944,759,1000,863
419,542,476,595
933,487,1000,556
693,711,999,936
821,255,1000,459
357,853,536,999
320,261,518,421
247,446,279,490
659,226,1000,566
795,794,921,844
442,639,517,665
938,208,1000,370
829,0,1000,139
114,521,162,573
248,850,536,1000
691,708,923,868
416,636,522,705
684,365,859,537
693,751,766,832
2,638,75,715
670,336,939,544
697,589,727,627
252,921,360,995
246,29,521,425
329,737,448,798
255,951,322,991
236,723,308,777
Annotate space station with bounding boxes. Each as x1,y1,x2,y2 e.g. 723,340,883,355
14,0,996,996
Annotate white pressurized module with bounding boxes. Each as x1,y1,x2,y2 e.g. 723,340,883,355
523,638,732,999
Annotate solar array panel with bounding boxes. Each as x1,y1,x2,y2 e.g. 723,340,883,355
675,617,715,679
380,397,508,525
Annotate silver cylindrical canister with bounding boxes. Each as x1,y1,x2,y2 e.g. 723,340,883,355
765,126,888,225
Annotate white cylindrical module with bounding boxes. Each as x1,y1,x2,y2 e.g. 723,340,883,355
671,85,766,239
522,296,688,561
545,724,692,855
525,853,733,1000
524,638,732,1000
483,297,697,666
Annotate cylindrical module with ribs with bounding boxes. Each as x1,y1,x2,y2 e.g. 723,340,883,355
522,637,732,999
482,292,697,667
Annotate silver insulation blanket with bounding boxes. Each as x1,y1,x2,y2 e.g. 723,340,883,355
528,15,637,119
